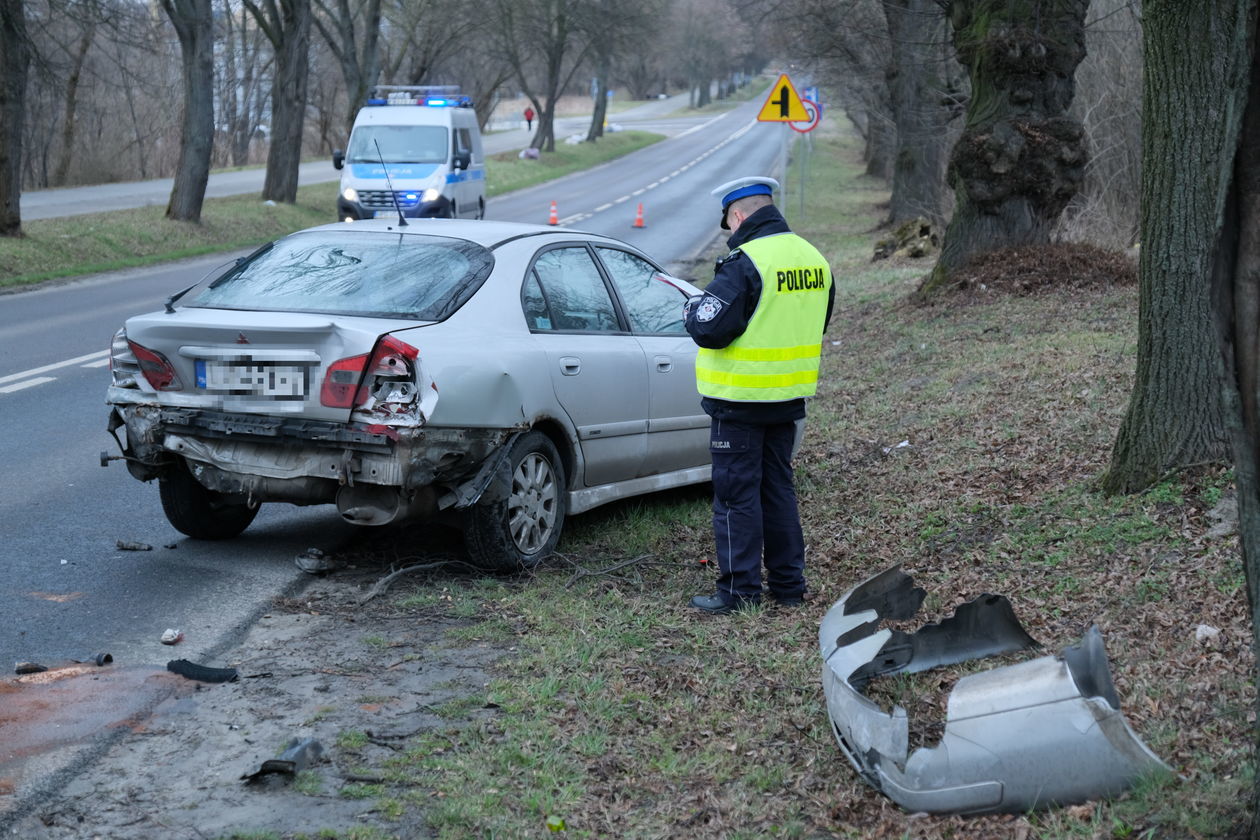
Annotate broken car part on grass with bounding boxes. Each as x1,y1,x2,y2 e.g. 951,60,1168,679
819,565,1169,815
241,738,324,784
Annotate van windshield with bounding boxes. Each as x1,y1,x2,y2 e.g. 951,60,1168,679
347,125,448,164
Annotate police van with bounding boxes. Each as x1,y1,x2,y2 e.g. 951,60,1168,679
332,85,486,221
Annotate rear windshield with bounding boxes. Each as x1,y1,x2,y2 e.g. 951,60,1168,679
347,125,448,164
189,231,494,321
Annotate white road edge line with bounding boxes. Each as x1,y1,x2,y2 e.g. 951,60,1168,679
0,376,56,394
0,350,109,385
81,358,112,368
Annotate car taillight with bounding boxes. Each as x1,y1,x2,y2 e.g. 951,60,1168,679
127,340,183,391
321,353,369,407
321,336,419,409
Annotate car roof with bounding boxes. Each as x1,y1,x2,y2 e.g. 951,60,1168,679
298,218,612,249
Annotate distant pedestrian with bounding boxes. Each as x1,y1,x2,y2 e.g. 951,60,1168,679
684,176,834,615
524,106,535,131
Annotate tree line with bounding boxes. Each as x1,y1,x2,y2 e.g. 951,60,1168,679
0,0,772,231
789,1,1260,829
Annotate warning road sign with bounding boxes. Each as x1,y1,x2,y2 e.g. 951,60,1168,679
757,74,810,122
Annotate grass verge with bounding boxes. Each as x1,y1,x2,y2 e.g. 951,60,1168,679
342,119,1253,838
0,130,664,290
485,130,662,195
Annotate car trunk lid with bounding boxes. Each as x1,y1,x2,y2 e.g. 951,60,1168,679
122,308,434,424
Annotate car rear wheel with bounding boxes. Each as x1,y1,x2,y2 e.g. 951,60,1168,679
159,459,259,540
465,431,566,571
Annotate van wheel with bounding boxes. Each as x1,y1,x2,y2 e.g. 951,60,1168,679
444,202,456,219
465,432,566,571
477,198,485,220
159,459,259,540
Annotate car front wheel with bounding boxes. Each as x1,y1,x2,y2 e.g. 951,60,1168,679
159,459,259,540
465,431,566,571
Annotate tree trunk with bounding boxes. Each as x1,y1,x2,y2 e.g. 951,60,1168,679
882,0,950,226
1207,3,1260,833
586,62,609,142
52,23,95,188
163,0,216,222
0,0,29,237
921,0,1090,292
864,107,894,180
247,0,312,203
1102,0,1242,494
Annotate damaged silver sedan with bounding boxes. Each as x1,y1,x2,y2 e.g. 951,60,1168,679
819,565,1169,814
105,219,710,569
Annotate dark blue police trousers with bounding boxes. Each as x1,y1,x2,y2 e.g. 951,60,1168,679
709,417,806,603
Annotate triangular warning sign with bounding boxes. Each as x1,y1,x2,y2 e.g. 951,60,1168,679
757,74,810,122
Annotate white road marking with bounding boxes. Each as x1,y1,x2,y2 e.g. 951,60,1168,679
0,376,56,394
0,350,109,385
632,189,646,196
81,358,111,368
614,195,630,203
594,203,613,212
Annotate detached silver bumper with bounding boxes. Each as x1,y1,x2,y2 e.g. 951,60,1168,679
820,565,1169,814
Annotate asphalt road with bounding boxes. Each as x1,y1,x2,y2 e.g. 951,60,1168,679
17,93,701,221
0,93,789,672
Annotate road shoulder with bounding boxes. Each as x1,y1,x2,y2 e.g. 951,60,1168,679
3,567,505,839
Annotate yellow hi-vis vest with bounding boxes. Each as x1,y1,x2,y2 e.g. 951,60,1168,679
695,233,832,402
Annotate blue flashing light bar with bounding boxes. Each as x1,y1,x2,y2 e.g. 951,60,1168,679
365,85,473,108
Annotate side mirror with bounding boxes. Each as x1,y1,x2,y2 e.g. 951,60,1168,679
453,150,471,171
332,149,344,170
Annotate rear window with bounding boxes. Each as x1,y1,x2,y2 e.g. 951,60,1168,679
189,231,494,321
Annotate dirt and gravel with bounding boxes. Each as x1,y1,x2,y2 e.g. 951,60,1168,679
0,548,502,840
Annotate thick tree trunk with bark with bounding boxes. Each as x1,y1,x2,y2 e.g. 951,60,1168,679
1102,0,1241,494
1208,4,1260,832
163,0,215,222
863,107,894,179
0,0,29,237
247,0,312,203
922,0,1089,291
882,0,951,225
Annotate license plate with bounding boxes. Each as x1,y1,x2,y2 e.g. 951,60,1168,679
195,360,310,399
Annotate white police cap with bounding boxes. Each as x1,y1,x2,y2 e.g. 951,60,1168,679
712,176,779,229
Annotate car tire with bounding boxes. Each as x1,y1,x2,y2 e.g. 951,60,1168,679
476,198,485,220
465,431,566,571
159,459,259,540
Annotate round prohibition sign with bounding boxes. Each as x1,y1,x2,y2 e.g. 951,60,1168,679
790,98,822,133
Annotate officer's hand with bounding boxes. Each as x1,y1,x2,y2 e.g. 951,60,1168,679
682,295,698,320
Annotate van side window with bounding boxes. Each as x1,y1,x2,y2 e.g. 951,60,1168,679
456,129,472,155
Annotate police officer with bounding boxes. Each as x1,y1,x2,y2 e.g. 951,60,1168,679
684,176,834,614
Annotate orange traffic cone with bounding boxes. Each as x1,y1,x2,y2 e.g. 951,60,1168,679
632,202,646,228
548,200,559,225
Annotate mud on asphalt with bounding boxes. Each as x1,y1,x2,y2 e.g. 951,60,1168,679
0,551,505,840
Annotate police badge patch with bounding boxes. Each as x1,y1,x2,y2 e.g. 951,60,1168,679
696,295,723,322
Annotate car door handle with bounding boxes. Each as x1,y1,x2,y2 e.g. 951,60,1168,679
560,356,581,376
654,355,673,373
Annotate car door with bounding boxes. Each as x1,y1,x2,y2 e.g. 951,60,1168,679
594,247,709,474
525,245,649,487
